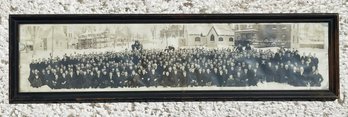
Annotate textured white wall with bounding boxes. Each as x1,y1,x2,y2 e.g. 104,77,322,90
0,0,347,116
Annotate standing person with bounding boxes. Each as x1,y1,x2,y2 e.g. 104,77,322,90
259,60,267,83
143,68,151,87
310,70,323,87
122,72,130,88
216,71,224,87
131,71,145,87
202,69,212,86
171,69,181,87
311,53,319,68
235,71,244,86
225,75,236,86
228,65,236,78
181,71,188,87
245,44,252,51
66,71,73,89
242,69,249,86
92,70,101,88
58,73,68,88
282,64,291,84
111,70,121,88
99,70,109,88
273,65,282,83
73,70,83,88
174,69,183,87
148,69,160,87
85,71,94,88
39,69,46,86
44,69,55,88
161,71,171,87
265,62,274,82
196,68,205,86
247,68,257,86
50,72,59,89
188,68,197,87
298,67,309,87
28,70,36,87
31,70,43,88
288,67,301,86
221,70,230,86
210,68,219,86
80,71,88,88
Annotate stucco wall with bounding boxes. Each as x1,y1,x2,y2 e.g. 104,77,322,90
0,0,347,116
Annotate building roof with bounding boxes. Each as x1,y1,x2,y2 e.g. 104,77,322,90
187,25,234,36
185,25,211,35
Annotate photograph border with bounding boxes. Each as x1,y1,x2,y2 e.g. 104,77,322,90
9,14,339,103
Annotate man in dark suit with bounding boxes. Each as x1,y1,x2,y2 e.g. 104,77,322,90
309,70,323,87
31,70,43,88
110,70,121,88
39,69,46,86
161,71,171,87
66,71,74,89
196,69,205,86
235,71,245,86
148,69,161,87
298,67,309,87
130,71,144,87
216,71,224,87
272,65,282,83
247,68,257,86
50,72,59,89
57,73,68,89
282,64,291,84
72,70,83,88
187,68,198,87
209,68,219,86
265,62,274,82
311,53,319,68
245,44,252,51
44,69,55,88
94,70,102,88
99,70,109,88
171,70,181,87
225,75,236,86
288,67,302,86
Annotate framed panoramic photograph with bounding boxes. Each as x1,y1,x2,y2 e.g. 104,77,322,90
9,14,339,103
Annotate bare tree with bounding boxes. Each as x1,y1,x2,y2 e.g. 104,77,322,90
25,26,43,56
151,26,156,40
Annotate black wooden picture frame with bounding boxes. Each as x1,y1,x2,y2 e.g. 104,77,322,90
9,14,339,103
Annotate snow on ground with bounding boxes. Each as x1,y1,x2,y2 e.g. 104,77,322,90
19,42,329,92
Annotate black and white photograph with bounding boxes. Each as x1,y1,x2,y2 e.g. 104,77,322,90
18,23,329,92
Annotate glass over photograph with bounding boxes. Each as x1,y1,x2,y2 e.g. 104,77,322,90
18,23,329,92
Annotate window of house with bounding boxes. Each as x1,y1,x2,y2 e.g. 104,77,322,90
229,37,233,42
195,37,201,42
219,37,223,41
210,35,215,41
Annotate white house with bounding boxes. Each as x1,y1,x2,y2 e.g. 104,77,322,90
183,25,235,48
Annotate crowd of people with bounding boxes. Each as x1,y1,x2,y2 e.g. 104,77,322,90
27,45,323,89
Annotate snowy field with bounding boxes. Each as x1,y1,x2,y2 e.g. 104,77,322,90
18,41,329,92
